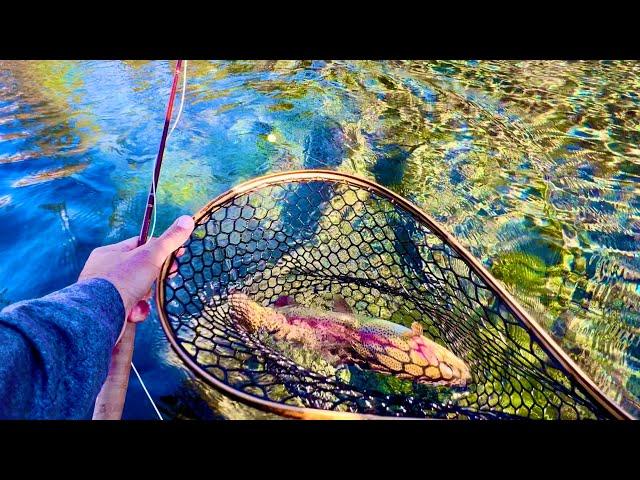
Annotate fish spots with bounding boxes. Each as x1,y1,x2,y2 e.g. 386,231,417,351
352,342,372,360
358,332,390,355
359,324,394,338
389,338,409,351
386,346,410,364
410,350,430,367
228,292,471,387
303,318,318,328
376,354,403,372
404,363,423,377
424,366,441,380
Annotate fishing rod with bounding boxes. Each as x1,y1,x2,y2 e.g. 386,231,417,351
92,60,185,420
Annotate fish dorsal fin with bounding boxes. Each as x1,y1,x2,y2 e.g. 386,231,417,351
274,295,297,308
401,322,424,339
333,295,353,314
411,322,424,336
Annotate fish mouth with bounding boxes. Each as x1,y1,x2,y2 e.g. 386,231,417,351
353,333,472,388
418,358,472,387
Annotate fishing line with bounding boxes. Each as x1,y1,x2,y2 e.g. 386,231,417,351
131,361,164,420
149,60,188,240
132,60,188,421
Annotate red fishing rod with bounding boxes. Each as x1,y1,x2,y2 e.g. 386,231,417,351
93,60,185,420
140,59,184,243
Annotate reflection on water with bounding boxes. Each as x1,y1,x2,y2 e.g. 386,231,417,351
0,60,638,418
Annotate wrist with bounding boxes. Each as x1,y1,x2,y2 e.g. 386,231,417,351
79,273,134,315
96,277,133,344
75,277,128,346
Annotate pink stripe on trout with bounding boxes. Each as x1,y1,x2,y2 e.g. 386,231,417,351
228,293,471,387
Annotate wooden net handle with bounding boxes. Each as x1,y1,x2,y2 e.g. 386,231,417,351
92,60,183,420
92,322,137,419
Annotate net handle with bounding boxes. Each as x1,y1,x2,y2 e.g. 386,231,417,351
156,169,633,420
92,60,184,420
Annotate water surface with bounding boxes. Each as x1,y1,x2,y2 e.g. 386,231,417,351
0,60,638,418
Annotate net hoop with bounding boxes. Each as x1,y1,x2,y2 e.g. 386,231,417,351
156,170,631,420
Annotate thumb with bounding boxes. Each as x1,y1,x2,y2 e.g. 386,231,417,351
147,215,195,266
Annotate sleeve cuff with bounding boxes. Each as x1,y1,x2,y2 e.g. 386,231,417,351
72,278,127,347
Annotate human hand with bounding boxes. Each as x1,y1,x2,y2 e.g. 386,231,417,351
79,215,195,323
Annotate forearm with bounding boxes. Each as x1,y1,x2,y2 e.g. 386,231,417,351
0,279,125,419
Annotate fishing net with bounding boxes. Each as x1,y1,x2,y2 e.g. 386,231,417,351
157,170,627,420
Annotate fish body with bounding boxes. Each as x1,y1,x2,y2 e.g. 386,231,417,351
228,293,471,387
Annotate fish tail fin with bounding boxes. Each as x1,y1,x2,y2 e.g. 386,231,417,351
228,292,277,333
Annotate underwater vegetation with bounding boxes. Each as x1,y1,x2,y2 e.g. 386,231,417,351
0,60,638,418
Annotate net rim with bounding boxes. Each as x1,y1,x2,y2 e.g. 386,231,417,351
155,169,632,420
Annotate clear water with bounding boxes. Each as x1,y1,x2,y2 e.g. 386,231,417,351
0,60,638,419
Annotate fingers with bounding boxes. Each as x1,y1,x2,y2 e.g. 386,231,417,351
145,215,195,267
168,247,186,278
111,236,141,252
168,259,179,278
128,300,151,323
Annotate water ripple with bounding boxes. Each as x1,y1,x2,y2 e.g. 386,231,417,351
0,60,638,418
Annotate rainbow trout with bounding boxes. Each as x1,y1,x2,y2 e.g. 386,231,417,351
228,293,471,387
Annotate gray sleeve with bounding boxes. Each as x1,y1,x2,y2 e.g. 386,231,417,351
0,278,126,419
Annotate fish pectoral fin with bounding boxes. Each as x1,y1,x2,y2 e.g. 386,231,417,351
333,295,353,314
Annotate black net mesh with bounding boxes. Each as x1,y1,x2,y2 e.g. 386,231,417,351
158,173,617,419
